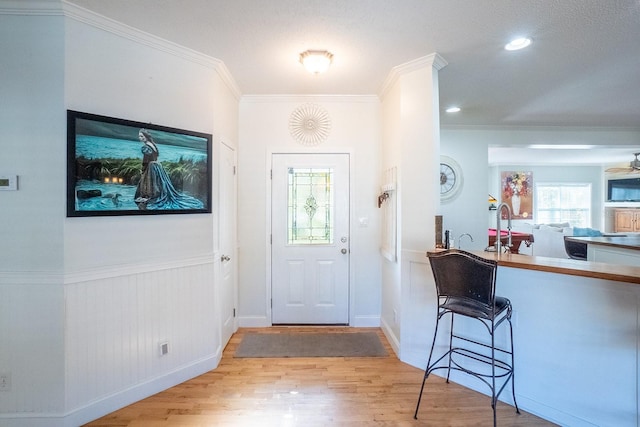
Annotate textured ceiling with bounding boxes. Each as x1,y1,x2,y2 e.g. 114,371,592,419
64,0,640,164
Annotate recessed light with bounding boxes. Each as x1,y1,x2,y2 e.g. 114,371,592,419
505,37,532,51
445,107,461,113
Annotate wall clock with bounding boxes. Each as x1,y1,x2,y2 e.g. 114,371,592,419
440,155,463,202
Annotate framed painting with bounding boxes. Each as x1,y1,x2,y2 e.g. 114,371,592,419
67,110,212,217
500,171,533,220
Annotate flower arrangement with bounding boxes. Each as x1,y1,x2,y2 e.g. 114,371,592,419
502,172,531,199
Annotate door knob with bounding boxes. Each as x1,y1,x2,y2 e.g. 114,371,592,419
221,255,231,262
341,248,348,254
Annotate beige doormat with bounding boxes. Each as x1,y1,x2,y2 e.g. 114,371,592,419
234,332,388,358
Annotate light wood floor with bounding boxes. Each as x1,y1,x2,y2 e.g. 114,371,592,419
83,327,556,426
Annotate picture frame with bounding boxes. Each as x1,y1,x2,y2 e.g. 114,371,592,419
67,110,212,217
500,171,533,220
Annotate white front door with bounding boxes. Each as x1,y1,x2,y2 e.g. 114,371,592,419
220,142,237,345
271,153,350,324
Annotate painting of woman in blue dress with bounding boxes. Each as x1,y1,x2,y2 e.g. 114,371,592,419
134,129,204,210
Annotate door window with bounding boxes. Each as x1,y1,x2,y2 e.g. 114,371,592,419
287,167,334,245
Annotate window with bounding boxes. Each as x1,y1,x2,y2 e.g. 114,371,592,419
287,167,334,244
535,183,591,227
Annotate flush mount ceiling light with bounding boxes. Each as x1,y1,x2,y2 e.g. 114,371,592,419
299,50,333,74
445,106,461,113
505,37,532,51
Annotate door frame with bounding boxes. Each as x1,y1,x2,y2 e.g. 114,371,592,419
219,140,238,344
266,148,355,326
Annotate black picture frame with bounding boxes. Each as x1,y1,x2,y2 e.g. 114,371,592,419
67,110,212,217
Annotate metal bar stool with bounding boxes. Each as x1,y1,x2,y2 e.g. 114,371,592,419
414,249,519,426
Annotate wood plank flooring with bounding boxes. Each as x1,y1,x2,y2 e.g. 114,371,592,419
83,327,556,426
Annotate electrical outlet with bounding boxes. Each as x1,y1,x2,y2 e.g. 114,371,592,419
0,373,11,391
159,341,170,356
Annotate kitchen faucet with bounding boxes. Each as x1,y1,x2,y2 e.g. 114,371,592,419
458,233,474,249
495,202,513,253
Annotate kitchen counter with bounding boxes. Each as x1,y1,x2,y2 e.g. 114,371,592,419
428,249,640,285
565,234,640,251
564,235,640,267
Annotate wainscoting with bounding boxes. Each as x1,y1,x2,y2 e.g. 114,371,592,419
0,256,224,427
65,257,221,425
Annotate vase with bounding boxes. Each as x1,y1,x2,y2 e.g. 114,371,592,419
511,194,521,216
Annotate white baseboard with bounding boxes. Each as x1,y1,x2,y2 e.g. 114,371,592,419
66,351,221,427
238,315,271,327
0,351,222,427
380,317,400,357
351,315,380,327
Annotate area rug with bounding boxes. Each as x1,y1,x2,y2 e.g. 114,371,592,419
234,332,388,358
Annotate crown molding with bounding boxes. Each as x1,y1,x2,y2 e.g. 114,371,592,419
1,1,242,99
378,53,448,100
241,94,380,104
0,0,63,15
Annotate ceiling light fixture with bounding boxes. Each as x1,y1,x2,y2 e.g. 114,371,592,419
505,37,532,51
299,50,333,74
445,106,461,113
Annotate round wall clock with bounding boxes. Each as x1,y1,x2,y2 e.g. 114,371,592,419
440,155,463,202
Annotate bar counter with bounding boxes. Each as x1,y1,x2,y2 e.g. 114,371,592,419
429,249,640,285
414,247,640,426
476,250,640,284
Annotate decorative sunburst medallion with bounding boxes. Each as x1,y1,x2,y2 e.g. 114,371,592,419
288,103,331,146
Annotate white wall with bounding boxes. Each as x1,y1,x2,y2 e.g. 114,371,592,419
379,56,444,359
63,20,218,271
0,10,67,423
237,96,382,327
440,137,489,251
0,3,239,426
380,76,403,347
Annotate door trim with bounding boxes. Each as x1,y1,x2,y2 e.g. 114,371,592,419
219,140,238,343
266,148,355,326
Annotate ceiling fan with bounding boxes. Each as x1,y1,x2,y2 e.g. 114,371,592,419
605,152,640,173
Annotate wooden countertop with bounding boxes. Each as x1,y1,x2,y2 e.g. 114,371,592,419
427,249,640,285
565,235,640,251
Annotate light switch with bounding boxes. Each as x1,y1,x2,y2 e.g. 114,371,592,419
0,175,18,191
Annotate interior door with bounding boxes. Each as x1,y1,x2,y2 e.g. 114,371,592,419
271,153,350,324
220,142,237,345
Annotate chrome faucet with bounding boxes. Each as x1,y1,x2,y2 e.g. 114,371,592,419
458,233,474,249
495,202,513,253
